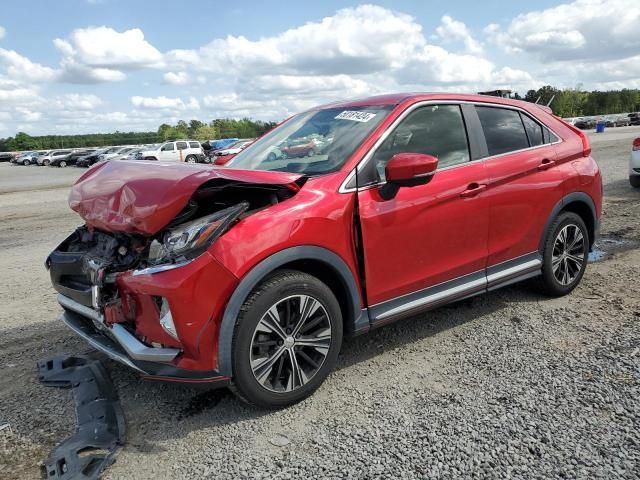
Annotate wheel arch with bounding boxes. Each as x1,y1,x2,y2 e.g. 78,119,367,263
540,192,598,252
217,246,368,377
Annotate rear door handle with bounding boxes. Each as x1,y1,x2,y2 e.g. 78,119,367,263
460,183,487,198
537,159,556,171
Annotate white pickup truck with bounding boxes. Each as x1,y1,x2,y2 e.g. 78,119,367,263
137,140,205,163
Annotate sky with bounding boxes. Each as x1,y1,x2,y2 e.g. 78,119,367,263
0,0,639,137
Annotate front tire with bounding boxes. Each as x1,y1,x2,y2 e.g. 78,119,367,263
630,176,640,188
534,212,589,297
23,159,30,166
43,159,50,166
59,160,67,168
231,270,343,409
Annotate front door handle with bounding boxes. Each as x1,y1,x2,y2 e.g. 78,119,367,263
460,183,487,198
537,159,556,171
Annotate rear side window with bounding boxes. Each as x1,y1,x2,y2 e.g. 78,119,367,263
520,113,544,146
476,107,529,156
371,104,470,181
543,128,559,144
176,142,188,150
189,142,200,148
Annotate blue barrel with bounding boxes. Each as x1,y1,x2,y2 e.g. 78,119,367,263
595,121,605,133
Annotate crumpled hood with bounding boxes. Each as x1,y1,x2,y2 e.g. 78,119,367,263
69,160,303,235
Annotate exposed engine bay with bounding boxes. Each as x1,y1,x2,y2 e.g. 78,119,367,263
48,178,303,313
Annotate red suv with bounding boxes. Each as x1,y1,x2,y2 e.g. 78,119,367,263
47,93,602,408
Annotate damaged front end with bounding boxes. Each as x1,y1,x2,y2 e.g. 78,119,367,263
48,161,305,380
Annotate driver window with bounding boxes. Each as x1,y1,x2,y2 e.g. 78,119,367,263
371,104,471,182
161,143,175,151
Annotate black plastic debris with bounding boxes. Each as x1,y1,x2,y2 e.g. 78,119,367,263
37,355,125,479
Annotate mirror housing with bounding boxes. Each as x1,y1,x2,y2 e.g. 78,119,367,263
380,153,438,200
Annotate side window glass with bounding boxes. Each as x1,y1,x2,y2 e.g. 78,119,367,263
520,113,544,147
176,142,188,150
371,104,470,182
543,127,559,144
161,143,175,151
476,106,530,156
189,142,200,148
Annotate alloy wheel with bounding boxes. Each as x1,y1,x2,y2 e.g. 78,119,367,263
552,223,585,286
250,294,332,393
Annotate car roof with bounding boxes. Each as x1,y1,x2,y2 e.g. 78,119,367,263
315,92,552,114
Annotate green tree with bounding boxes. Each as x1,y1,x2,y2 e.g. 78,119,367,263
193,125,218,141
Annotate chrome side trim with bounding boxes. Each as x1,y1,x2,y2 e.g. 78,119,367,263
486,259,541,285
339,99,563,193
368,252,544,326
375,276,486,322
57,294,180,363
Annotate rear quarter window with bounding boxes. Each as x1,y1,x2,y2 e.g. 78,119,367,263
520,113,544,147
476,106,530,156
176,142,188,150
189,142,200,148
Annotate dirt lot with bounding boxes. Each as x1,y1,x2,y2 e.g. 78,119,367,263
1,127,639,479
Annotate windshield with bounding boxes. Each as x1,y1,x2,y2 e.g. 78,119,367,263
227,105,393,174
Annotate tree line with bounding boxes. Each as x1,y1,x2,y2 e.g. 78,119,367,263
1,87,639,152
0,118,278,152
520,86,640,118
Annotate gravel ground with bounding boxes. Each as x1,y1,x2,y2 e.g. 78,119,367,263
0,126,639,479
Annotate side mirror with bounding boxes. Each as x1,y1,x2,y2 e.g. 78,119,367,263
380,153,438,200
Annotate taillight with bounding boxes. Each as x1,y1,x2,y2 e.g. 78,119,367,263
633,138,640,151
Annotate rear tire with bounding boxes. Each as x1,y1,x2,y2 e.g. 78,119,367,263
185,155,196,163
630,176,640,188
23,159,30,166
231,270,343,409
59,160,67,168
533,212,589,297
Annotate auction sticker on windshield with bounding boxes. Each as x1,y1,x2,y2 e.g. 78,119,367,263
335,111,377,122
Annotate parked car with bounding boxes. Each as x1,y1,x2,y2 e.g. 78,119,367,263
628,112,640,126
574,118,597,130
0,152,15,162
208,138,240,151
137,140,205,162
38,150,73,166
14,151,39,166
47,93,602,408
109,147,146,161
51,149,96,167
603,116,630,128
281,138,319,158
630,137,640,188
212,140,254,166
76,149,110,168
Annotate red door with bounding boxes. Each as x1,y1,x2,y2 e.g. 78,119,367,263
357,161,489,306
475,106,567,266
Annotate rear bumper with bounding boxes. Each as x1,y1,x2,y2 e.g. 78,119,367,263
60,294,229,383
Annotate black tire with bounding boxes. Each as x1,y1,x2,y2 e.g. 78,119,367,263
59,160,67,168
22,159,30,166
43,159,50,166
630,176,640,188
144,156,157,161
533,212,589,297
267,152,276,162
231,269,343,409
185,155,196,163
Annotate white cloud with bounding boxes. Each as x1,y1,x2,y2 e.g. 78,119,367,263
0,48,57,81
435,16,483,54
130,95,200,110
166,5,425,76
54,26,162,82
164,71,190,85
488,0,640,62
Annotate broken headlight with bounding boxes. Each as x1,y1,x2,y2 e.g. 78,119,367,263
148,202,249,264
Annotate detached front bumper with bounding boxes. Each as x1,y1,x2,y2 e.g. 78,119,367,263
59,294,229,383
